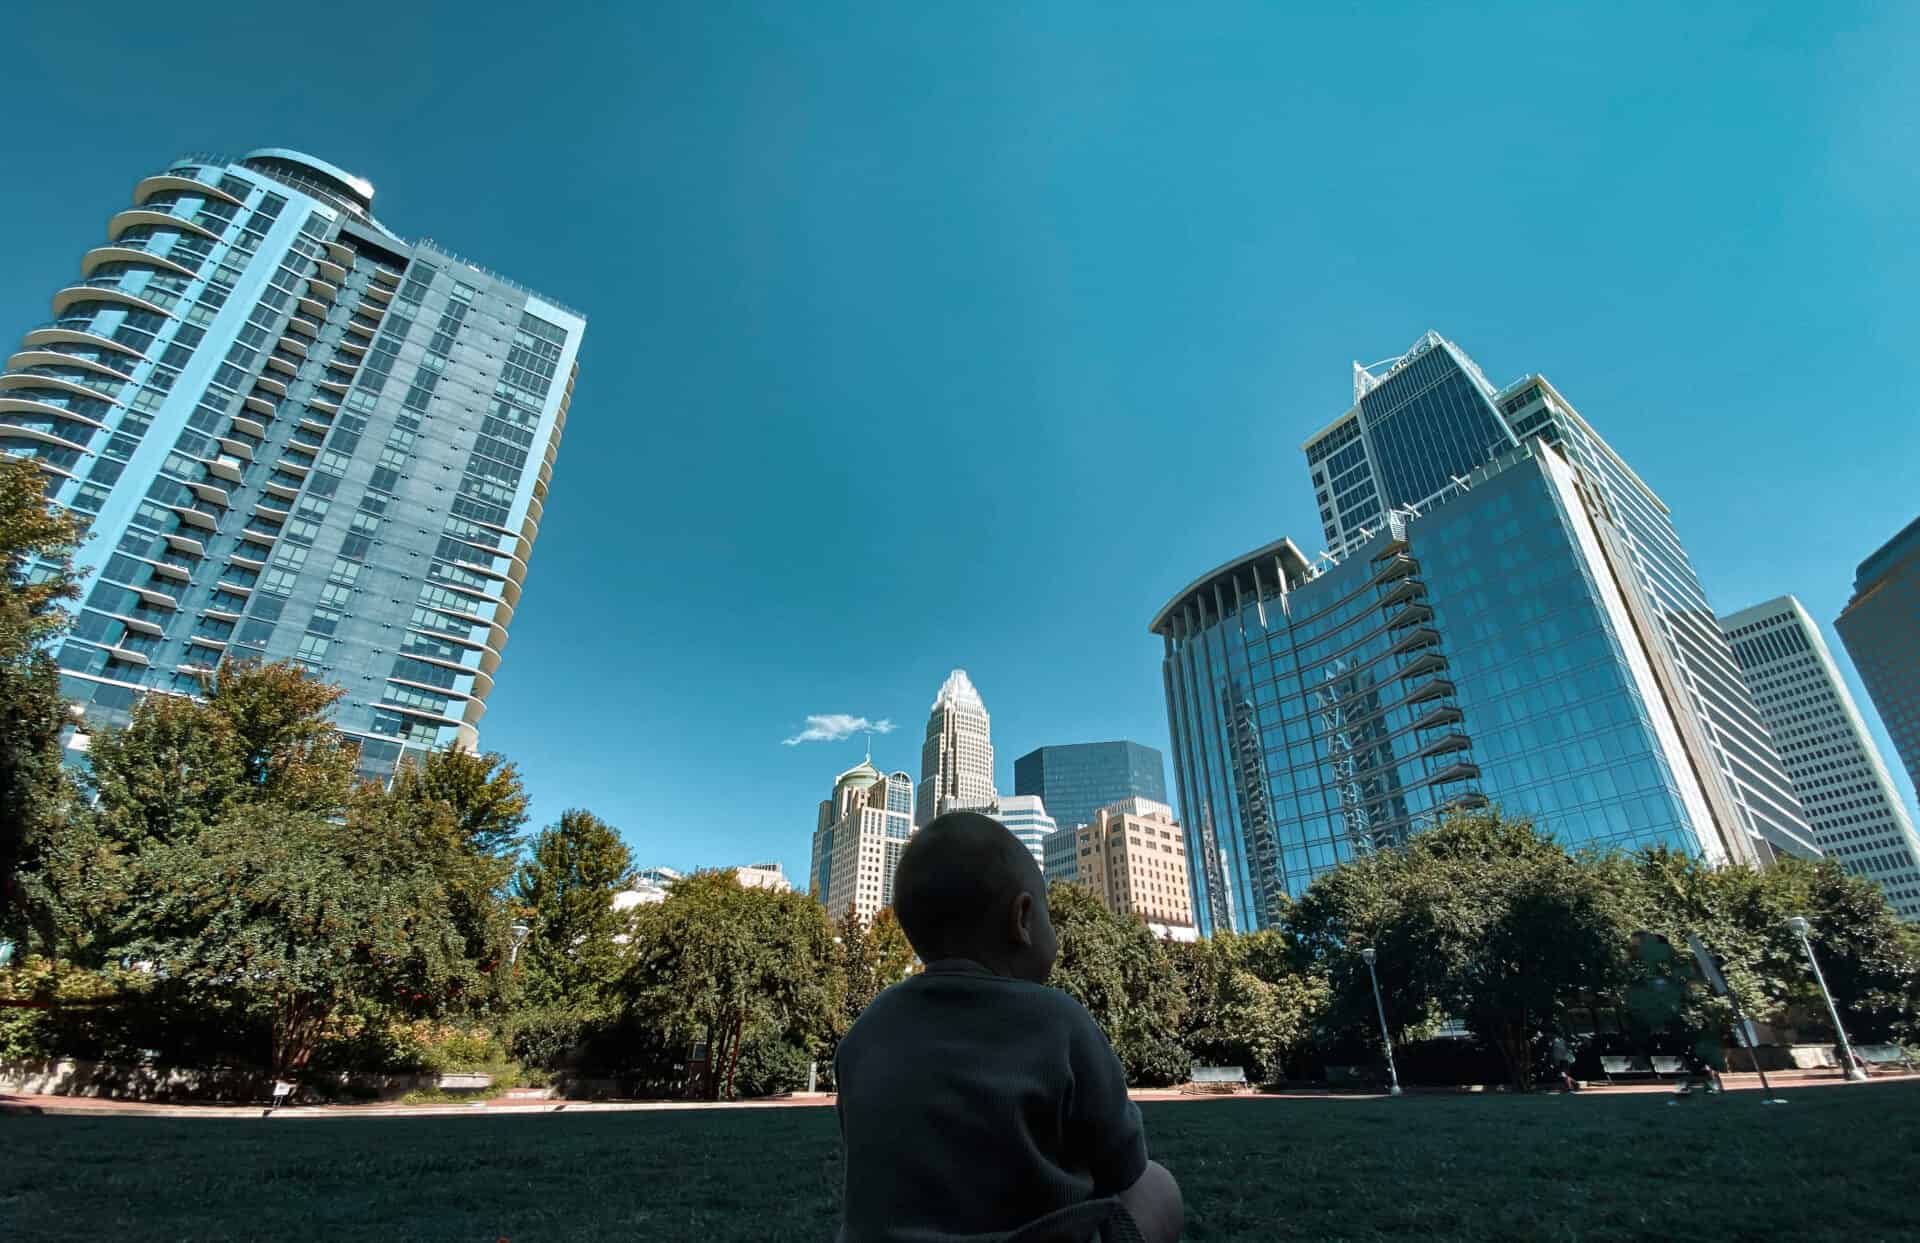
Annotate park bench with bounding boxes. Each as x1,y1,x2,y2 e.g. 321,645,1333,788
1856,1045,1915,1074
435,1072,494,1093
1598,1055,1688,1082
1325,1064,1378,1090
1183,1066,1249,1095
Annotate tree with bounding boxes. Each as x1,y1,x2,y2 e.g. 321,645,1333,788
124,786,499,1076
835,905,916,1027
1045,883,1190,1085
85,693,244,851
623,871,841,1099
0,452,83,946
1177,930,1325,1084
390,748,530,858
513,809,635,1005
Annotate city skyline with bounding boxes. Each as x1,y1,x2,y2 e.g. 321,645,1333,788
6,5,1917,882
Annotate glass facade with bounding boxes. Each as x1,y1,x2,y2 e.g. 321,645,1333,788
1302,333,1816,860
4,150,584,781
1155,444,1747,935
1837,516,1920,799
1012,740,1168,832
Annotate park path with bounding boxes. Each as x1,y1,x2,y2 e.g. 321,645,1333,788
0,1068,1895,1120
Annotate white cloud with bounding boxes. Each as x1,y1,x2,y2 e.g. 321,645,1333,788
782,714,896,746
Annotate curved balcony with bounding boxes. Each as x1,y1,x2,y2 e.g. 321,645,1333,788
285,314,321,338
50,284,171,321
1377,577,1423,609
188,480,231,507
214,435,257,461
261,478,300,501
342,317,377,340
273,456,311,478
1403,676,1455,705
229,415,268,442
133,173,244,208
314,377,351,396
168,504,219,532
276,335,309,359
253,375,288,399
242,392,278,416
162,531,206,557
0,423,90,454
213,577,254,598
202,456,245,484
1414,731,1472,761
187,635,229,654
1398,650,1447,679
202,604,243,623
295,295,329,319
1427,760,1481,787
144,558,192,583
371,265,401,287
1389,625,1440,657
307,393,340,415
103,645,153,668
79,245,199,282
298,414,333,436
252,498,291,522
324,240,355,266
21,327,144,360
305,276,339,302
0,370,118,405
0,395,107,430
1411,703,1464,732
265,354,299,377
313,258,348,284
1373,553,1418,584
361,281,394,304
5,348,133,382
134,585,179,610
107,209,222,245
333,336,368,358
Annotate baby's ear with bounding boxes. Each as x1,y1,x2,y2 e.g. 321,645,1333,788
1009,890,1034,946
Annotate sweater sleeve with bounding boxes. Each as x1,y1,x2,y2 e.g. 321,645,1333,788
1065,1006,1149,1196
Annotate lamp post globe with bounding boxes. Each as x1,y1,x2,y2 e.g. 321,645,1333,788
1787,915,1868,1083
1360,946,1377,966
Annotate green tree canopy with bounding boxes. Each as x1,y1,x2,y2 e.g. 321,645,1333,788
390,748,530,859
1045,882,1190,1085
513,809,635,1006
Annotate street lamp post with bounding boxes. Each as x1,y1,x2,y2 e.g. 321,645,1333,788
1786,916,1868,1083
509,923,531,967
1359,947,1403,1097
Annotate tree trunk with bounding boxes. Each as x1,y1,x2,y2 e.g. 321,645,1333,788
1494,1019,1532,1093
723,1014,744,1101
273,996,329,1078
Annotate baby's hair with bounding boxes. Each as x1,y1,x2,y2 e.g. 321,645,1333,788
893,812,1039,961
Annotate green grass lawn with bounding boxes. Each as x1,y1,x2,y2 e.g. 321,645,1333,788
4,1084,1918,1241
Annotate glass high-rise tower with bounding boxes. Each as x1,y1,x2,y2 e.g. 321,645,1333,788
1156,334,1815,934
1304,332,1815,860
1721,596,1920,920
1836,516,1920,797
1013,741,1168,832
916,668,996,826
4,149,584,780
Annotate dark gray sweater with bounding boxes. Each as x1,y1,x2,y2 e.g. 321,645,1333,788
834,959,1148,1243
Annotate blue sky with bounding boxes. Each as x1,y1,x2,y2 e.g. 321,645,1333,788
9,3,1918,875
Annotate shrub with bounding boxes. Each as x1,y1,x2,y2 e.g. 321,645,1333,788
732,1028,813,1097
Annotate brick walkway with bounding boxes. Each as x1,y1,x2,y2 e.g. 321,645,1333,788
2,1068,1900,1120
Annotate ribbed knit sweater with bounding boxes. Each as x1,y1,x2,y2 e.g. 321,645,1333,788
834,959,1148,1243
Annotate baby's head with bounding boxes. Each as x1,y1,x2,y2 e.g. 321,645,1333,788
893,811,1056,982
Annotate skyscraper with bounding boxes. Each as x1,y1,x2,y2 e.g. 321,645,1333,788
1013,741,1168,832
1836,517,1920,797
1158,442,1779,933
5,149,583,781
1304,332,1815,861
916,668,996,827
1721,597,1920,919
993,794,1057,868
811,759,916,921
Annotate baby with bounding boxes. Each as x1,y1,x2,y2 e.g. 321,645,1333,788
834,811,1183,1242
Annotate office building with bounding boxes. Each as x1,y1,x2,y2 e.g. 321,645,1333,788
1157,438,1778,935
734,862,793,893
1836,517,1920,796
2,149,583,782
1013,741,1168,832
1724,598,1920,919
1304,332,1814,861
1040,798,1195,941
810,759,916,922
916,668,996,826
993,794,1057,868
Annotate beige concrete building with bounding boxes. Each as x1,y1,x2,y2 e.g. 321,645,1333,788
1042,798,1196,941
810,760,916,921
